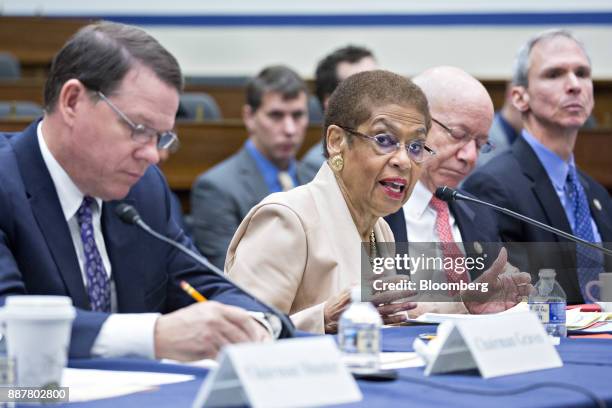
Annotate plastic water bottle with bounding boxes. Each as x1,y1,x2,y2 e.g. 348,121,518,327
528,269,567,338
338,287,382,373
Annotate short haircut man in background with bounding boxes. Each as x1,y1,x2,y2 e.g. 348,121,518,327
191,65,312,269
385,66,500,283
0,22,293,361
464,29,612,303
301,45,378,175
476,81,523,167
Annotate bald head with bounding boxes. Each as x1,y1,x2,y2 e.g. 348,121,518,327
413,66,493,118
414,66,494,192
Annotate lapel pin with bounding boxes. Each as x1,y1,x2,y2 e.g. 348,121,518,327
473,241,483,254
593,198,602,211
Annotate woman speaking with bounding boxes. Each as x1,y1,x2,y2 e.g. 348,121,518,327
225,70,530,333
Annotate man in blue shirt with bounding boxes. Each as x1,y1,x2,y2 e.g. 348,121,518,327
191,65,313,269
464,29,612,303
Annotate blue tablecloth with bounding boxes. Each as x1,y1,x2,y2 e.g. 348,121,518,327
58,326,612,408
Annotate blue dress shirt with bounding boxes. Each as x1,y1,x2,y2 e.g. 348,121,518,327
521,130,602,242
245,140,299,193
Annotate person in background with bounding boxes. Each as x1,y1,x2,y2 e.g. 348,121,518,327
477,81,523,167
0,21,293,361
385,66,502,286
191,65,313,269
301,45,378,176
464,29,612,303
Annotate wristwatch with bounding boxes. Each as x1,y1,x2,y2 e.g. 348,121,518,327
248,311,282,339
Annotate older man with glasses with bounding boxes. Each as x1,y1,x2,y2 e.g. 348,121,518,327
0,21,294,361
385,66,505,287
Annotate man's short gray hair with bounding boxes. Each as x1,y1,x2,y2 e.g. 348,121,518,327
511,29,590,87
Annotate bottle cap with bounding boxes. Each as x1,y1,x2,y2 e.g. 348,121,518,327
350,287,361,302
538,268,556,278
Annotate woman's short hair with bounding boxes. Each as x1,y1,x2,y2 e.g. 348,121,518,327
322,70,431,158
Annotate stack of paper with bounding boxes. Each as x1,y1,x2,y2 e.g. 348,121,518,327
409,301,530,324
62,368,194,402
567,309,612,334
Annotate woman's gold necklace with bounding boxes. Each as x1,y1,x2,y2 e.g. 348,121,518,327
369,230,377,265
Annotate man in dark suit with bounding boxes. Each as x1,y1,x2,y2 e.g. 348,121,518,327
464,30,612,303
191,66,312,269
385,66,501,282
0,22,292,360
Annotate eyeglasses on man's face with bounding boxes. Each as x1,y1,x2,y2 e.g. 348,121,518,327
431,117,494,154
97,91,178,150
338,125,436,164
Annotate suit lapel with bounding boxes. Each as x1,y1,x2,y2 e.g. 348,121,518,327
236,148,270,205
384,209,408,243
450,200,476,243
513,137,582,297
11,121,90,309
580,172,612,242
449,200,490,276
311,163,364,283
102,199,147,312
513,137,573,237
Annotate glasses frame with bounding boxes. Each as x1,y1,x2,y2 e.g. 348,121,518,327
431,117,494,154
337,125,436,164
97,91,178,150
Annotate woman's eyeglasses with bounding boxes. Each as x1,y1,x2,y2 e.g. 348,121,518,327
338,125,436,163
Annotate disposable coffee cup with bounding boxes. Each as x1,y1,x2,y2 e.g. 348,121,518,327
0,296,75,387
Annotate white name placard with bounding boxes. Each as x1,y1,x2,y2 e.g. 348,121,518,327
422,312,562,378
192,336,362,408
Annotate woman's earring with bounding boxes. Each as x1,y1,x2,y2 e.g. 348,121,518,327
330,155,344,172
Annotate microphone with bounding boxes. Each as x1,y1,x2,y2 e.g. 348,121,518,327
435,186,612,257
114,203,295,336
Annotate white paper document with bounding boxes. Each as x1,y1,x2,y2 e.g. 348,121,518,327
62,368,194,402
380,352,425,369
412,302,530,324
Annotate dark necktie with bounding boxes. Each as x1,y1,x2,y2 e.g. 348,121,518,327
566,166,603,301
76,196,111,312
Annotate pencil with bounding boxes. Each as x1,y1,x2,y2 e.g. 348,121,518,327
180,280,207,302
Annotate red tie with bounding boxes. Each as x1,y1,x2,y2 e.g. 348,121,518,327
429,196,470,291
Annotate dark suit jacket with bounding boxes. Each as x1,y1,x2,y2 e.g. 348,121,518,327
191,146,314,269
0,122,293,358
384,191,501,280
463,136,612,303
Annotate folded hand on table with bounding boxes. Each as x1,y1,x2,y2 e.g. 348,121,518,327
323,278,417,333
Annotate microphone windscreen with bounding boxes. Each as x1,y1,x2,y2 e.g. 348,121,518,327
115,203,141,225
434,186,456,202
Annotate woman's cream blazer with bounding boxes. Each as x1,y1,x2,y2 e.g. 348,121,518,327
225,162,394,333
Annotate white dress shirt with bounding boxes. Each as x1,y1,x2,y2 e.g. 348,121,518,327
37,123,158,359
403,181,463,243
